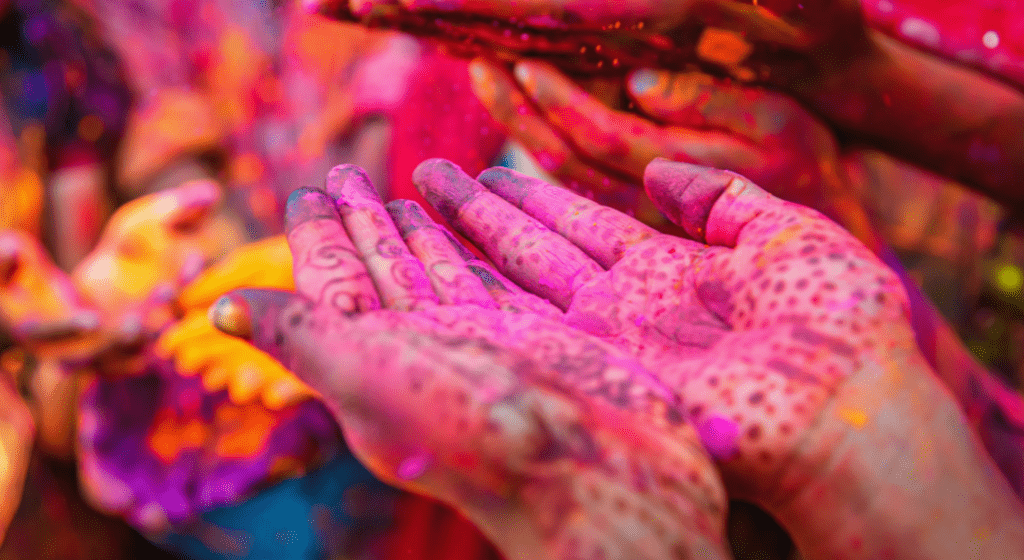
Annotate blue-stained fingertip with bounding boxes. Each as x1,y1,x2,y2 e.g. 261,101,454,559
285,187,340,234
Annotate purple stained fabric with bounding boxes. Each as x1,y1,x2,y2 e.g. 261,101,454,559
77,358,343,528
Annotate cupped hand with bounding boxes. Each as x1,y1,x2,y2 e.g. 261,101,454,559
412,158,1024,559
468,59,872,243
212,165,735,560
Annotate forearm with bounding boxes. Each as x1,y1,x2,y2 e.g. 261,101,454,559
769,351,1024,560
790,32,1024,210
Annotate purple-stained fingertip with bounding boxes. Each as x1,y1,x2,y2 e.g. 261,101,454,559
412,158,485,223
326,164,382,207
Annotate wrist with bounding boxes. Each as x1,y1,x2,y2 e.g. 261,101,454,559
768,349,1024,559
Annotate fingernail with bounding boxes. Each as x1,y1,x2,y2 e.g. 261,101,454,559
210,295,252,339
411,159,484,223
326,164,381,208
285,187,339,234
629,68,658,95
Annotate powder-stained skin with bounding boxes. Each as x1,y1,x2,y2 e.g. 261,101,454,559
412,157,909,493
216,297,733,560
215,165,735,560
407,158,1024,560
218,159,1024,560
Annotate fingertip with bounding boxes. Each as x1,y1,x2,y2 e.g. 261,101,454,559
467,58,491,85
173,179,223,211
285,187,340,234
384,199,434,235
210,294,253,340
326,164,381,207
475,166,536,208
628,68,660,96
512,61,534,88
411,158,482,223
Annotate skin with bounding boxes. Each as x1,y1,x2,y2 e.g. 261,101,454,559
0,231,103,360
216,160,1024,559
405,158,1024,559
469,58,1024,497
316,0,1024,209
213,166,734,560
0,367,35,546
72,180,244,373
467,59,864,238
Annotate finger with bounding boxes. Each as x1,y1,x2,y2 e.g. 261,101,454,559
476,166,658,268
384,200,497,307
0,232,100,345
210,288,310,370
628,68,805,143
413,158,603,309
391,0,691,32
263,377,317,410
106,180,221,236
285,187,381,312
469,58,647,201
468,59,577,177
201,365,232,393
154,312,215,359
644,159,814,248
175,338,240,376
326,165,439,311
226,364,265,405
513,61,761,179
177,236,295,312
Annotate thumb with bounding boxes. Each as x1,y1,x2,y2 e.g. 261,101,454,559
209,288,311,370
643,158,788,247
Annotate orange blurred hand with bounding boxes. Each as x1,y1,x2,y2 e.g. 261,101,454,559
0,230,102,359
72,180,244,348
157,235,316,410
469,59,869,238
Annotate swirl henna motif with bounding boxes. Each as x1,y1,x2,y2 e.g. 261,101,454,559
407,158,1024,560
208,166,737,560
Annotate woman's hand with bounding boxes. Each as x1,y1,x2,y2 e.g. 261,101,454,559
468,59,868,240
0,231,102,359
212,166,735,560
411,157,1024,560
71,181,243,372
